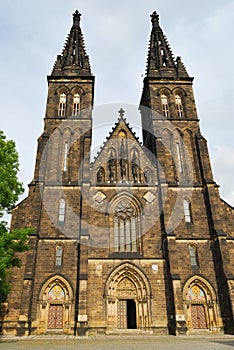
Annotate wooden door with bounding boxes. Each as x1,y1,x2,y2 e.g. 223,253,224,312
48,304,63,329
191,304,207,329
117,300,127,328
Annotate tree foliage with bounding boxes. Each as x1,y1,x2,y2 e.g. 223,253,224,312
0,224,31,298
0,130,32,300
0,130,24,217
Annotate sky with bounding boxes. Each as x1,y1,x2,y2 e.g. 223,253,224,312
0,0,234,211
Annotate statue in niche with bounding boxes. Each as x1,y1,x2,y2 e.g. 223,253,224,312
108,150,116,182
119,140,127,181
97,167,104,183
132,151,139,182
144,168,152,183
120,158,127,181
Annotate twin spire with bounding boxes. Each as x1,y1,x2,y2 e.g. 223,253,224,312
52,10,91,76
52,10,189,79
146,11,189,78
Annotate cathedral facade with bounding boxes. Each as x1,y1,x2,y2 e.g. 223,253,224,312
1,11,234,336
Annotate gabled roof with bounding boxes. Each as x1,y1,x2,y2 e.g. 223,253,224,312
92,109,155,167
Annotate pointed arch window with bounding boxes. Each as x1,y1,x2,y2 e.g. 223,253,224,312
73,93,80,116
58,93,66,117
175,94,183,117
183,199,192,223
161,94,169,117
58,199,66,222
176,142,183,173
55,245,63,267
189,245,198,267
63,142,68,172
113,199,140,253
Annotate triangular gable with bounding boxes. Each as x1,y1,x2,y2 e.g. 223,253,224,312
91,116,157,185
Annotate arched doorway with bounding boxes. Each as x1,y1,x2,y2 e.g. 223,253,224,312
47,285,65,330
183,276,223,332
35,276,74,334
104,263,152,331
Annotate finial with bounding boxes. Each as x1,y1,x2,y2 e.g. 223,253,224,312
151,11,160,27
73,10,81,26
118,108,125,118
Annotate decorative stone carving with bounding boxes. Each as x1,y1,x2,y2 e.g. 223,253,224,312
97,167,104,183
108,150,116,182
132,151,139,182
144,168,152,183
143,191,156,203
152,264,158,273
94,191,106,204
116,278,137,298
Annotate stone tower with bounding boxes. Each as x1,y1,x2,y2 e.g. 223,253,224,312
1,11,234,336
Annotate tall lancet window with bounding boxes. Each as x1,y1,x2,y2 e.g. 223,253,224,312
176,142,183,173
189,245,198,267
73,93,80,116
175,94,183,118
63,142,68,172
183,199,192,223
161,94,169,117
58,199,66,222
58,93,66,117
113,199,140,253
55,245,63,267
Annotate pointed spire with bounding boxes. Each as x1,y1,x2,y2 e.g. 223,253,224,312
51,10,91,76
146,11,189,79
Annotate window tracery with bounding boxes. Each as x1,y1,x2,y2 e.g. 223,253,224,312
113,199,139,253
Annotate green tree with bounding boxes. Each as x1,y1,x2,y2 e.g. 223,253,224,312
0,130,31,300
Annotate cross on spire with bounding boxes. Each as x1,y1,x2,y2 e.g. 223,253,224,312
118,108,125,118
73,10,81,27
150,11,160,27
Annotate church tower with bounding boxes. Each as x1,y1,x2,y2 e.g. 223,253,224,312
140,11,234,334
1,11,234,336
1,11,95,336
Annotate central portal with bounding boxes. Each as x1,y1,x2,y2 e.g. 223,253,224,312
117,299,137,329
